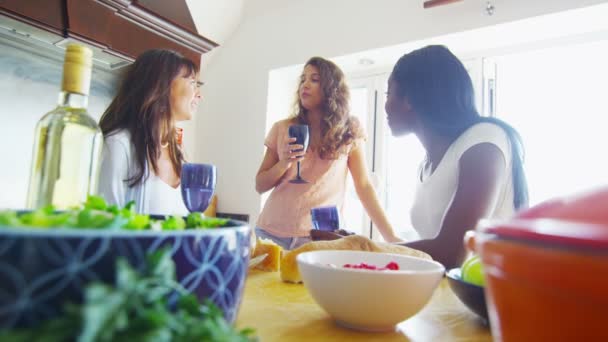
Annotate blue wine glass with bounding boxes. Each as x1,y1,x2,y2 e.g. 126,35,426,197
288,124,310,184
311,205,340,231
181,163,217,213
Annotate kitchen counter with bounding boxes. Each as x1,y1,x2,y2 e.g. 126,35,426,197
236,270,492,341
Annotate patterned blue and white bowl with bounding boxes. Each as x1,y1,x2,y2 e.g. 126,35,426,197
0,221,251,328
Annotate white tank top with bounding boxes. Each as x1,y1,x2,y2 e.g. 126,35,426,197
98,130,190,216
410,123,515,239
146,174,189,216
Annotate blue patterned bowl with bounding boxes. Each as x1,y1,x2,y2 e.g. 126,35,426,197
0,221,251,328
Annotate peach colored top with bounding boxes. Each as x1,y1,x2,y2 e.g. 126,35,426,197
256,119,362,237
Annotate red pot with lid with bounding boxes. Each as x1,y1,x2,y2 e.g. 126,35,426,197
474,187,608,342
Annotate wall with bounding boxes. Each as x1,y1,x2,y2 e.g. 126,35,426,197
185,0,245,53
179,0,246,158
194,0,608,224
0,44,115,209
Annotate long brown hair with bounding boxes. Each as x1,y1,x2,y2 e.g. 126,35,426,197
99,49,197,187
291,56,363,159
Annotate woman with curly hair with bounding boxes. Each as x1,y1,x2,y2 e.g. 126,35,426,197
255,57,401,249
98,49,201,215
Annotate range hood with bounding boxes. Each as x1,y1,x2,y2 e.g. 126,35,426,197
0,0,218,74
0,14,131,73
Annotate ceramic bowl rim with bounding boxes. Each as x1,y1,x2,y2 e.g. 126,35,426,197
297,250,445,276
0,220,249,237
446,267,484,289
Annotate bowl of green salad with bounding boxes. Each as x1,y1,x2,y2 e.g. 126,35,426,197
0,196,251,329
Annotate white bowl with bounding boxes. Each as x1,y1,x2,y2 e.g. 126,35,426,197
297,250,444,332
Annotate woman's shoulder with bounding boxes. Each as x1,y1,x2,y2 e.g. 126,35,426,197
103,129,133,155
460,122,509,145
453,122,511,158
104,128,131,144
348,115,366,138
276,118,298,128
265,118,292,133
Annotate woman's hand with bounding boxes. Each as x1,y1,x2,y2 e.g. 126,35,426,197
310,229,356,241
464,230,476,253
256,138,306,194
310,229,343,241
383,233,405,244
279,137,306,168
348,143,404,244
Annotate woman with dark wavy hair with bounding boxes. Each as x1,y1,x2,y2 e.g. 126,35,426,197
98,49,202,215
386,45,529,268
255,57,400,249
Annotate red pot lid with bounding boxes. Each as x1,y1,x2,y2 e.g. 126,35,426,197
479,218,608,250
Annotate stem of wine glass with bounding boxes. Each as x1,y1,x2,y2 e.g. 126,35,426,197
297,160,301,179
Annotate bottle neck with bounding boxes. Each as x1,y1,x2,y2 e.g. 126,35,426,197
58,91,88,109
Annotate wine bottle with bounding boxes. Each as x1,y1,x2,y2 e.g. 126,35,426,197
26,44,103,209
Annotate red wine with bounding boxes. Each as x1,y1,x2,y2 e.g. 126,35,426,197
311,205,340,231
288,124,310,184
288,125,309,151
312,219,340,231
182,187,214,213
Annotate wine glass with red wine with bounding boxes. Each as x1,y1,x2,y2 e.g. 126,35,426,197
288,124,309,184
181,163,217,213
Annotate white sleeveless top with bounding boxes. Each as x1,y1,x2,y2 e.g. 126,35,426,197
98,129,188,216
146,174,189,216
410,123,515,239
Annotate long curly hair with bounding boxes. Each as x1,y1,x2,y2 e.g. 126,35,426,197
99,49,197,187
290,56,363,159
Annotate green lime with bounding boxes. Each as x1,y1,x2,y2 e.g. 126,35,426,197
461,255,485,287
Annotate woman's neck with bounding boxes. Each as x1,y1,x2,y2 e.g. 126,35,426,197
305,109,323,148
306,109,322,126
160,120,176,146
417,130,452,171
306,109,323,130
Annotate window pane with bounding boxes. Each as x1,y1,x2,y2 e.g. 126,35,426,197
342,85,369,235
382,125,425,241
494,39,608,204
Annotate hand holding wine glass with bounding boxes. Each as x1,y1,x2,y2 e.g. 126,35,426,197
288,124,310,184
181,163,217,213
279,137,304,167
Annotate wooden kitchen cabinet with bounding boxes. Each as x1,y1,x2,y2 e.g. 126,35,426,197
0,0,65,34
1,0,217,68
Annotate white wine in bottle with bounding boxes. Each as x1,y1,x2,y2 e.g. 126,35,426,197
26,44,103,209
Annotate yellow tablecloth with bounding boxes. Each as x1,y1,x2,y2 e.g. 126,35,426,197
236,270,492,341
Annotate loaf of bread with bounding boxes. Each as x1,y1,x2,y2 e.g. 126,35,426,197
280,235,432,283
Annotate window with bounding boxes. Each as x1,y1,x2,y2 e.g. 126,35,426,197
345,74,423,241
342,78,375,237
343,38,608,242
491,39,608,205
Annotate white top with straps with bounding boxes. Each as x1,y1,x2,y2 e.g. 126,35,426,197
146,173,188,216
98,129,188,216
410,122,515,239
